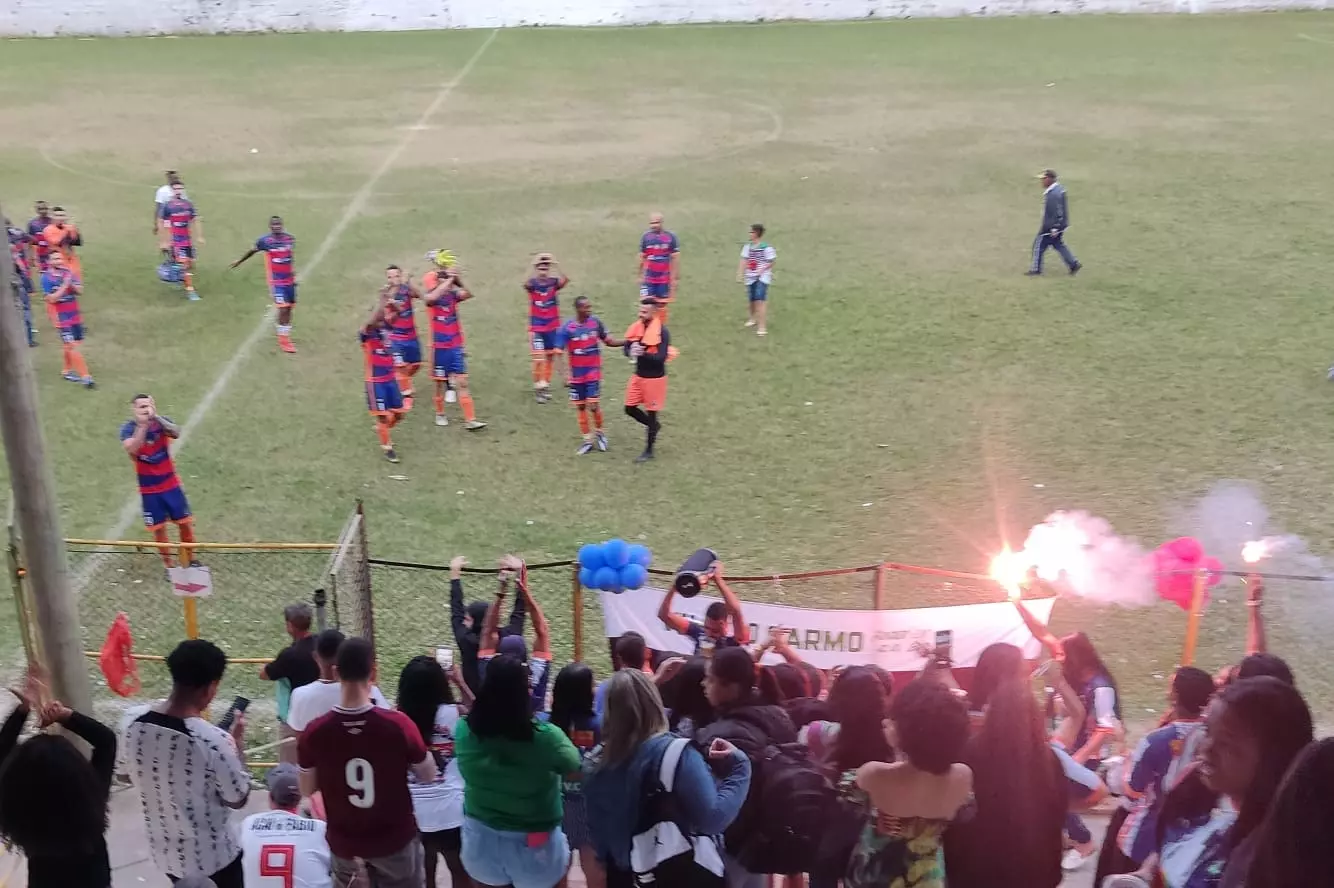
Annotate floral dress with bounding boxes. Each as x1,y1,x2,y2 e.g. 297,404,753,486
843,773,966,888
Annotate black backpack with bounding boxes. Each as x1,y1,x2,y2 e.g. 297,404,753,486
735,741,861,875
627,737,726,888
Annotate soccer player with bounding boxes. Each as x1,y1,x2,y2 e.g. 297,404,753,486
25,201,52,274
41,252,94,388
360,304,406,463
6,219,36,347
158,183,203,299
231,216,298,353
120,394,198,570
423,260,486,430
656,561,750,657
477,556,553,713
524,253,568,403
637,212,679,321
561,295,624,455
298,638,436,888
622,296,673,463
381,265,422,409
42,206,84,279
153,170,184,235
736,222,776,336
240,764,333,888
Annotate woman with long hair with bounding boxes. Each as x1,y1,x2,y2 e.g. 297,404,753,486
660,657,712,738
544,663,604,888
398,655,472,888
848,680,973,888
1246,737,1334,888
0,673,117,888
455,654,582,888
584,669,750,888
944,679,1068,888
1145,676,1313,888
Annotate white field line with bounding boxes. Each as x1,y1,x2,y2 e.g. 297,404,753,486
74,28,501,591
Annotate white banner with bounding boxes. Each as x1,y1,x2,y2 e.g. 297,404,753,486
599,587,1056,671
168,565,213,598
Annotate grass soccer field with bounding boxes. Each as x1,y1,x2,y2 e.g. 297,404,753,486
3,13,1334,724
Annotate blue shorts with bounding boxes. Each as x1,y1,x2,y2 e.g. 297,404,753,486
432,346,467,379
172,244,194,261
640,281,671,299
461,817,569,888
60,324,84,343
747,280,769,302
568,380,600,403
531,329,562,353
141,487,191,530
391,339,421,367
270,284,297,307
366,379,405,414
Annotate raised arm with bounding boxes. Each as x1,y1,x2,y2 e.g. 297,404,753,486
1246,576,1267,655
513,560,549,657
480,570,511,654
49,705,117,792
121,421,151,455
713,564,750,645
1013,588,1064,660
657,586,691,635
676,740,751,835
449,556,468,643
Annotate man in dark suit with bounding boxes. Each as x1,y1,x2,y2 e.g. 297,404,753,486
1027,169,1081,276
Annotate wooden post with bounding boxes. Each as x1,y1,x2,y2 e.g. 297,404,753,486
0,209,92,712
571,563,584,663
873,562,888,609
1180,569,1207,666
183,597,200,640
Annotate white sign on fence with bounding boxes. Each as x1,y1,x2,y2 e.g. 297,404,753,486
168,565,214,598
599,586,1056,671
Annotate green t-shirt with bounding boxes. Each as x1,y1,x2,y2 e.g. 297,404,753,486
455,717,582,833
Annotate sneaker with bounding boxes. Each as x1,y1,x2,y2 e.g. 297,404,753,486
188,560,204,569
1069,262,1082,276
62,370,81,382
757,329,767,336
445,389,457,404
743,319,756,327
465,420,488,431
278,336,297,354
576,441,595,456
82,376,96,389
384,447,400,464
1024,270,1042,277
435,414,449,427
535,390,549,404
1061,848,1093,872
635,450,655,463
595,432,608,452
186,289,201,301
402,394,414,411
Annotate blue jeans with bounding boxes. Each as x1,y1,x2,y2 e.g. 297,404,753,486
461,816,569,888
1031,230,1078,273
747,280,769,302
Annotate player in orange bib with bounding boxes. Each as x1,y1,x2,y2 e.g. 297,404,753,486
623,297,675,463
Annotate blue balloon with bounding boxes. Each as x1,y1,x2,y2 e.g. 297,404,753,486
578,544,604,571
619,563,648,590
628,544,653,568
593,566,619,591
579,567,596,589
603,538,630,568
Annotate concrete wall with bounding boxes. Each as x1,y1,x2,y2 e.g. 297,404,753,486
2,0,1329,37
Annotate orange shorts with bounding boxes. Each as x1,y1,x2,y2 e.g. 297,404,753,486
625,375,667,411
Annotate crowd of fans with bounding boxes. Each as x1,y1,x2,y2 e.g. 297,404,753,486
0,560,1330,888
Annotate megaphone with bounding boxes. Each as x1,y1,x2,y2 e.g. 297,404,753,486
674,548,718,599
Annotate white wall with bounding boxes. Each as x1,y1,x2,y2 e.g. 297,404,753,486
1,0,1329,37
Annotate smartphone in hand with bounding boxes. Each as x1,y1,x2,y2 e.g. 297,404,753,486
217,695,250,732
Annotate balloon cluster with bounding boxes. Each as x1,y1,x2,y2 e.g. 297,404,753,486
1152,536,1223,611
578,539,653,593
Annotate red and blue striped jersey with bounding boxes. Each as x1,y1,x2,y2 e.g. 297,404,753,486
41,268,81,327
361,326,396,383
26,217,50,268
562,316,608,383
386,284,418,343
119,419,181,495
429,289,465,350
639,230,679,285
525,275,565,333
255,232,296,286
160,198,197,244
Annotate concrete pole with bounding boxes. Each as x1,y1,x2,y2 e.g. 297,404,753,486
0,202,91,712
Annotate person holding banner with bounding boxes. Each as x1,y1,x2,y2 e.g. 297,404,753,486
658,562,750,657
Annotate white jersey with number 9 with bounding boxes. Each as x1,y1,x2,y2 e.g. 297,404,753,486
240,810,332,888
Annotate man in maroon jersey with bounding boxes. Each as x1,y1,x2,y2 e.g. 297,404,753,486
298,637,436,888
